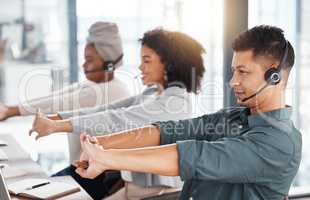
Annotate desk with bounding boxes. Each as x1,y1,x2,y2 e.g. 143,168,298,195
1,134,310,200
289,186,310,200
0,134,92,200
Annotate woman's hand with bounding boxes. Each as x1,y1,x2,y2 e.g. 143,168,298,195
0,103,9,121
74,133,109,179
29,109,57,140
0,103,20,121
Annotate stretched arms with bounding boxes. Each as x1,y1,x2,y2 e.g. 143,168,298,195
95,125,160,149
75,133,179,179
29,111,73,140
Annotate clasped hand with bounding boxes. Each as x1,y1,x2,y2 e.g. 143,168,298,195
73,133,110,179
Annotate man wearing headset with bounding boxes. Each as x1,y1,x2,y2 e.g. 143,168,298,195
75,25,302,200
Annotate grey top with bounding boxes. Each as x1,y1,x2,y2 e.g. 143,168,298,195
156,107,302,200
58,85,192,188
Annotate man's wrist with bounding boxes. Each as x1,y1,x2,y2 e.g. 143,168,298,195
96,136,109,148
99,149,117,171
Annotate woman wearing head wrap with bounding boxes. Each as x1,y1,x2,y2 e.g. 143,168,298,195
0,21,131,119
0,22,131,200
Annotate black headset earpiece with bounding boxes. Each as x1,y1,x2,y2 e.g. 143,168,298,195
103,61,115,72
103,54,124,72
263,40,289,85
264,67,281,85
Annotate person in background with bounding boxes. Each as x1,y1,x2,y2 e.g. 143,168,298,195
0,21,131,120
74,25,301,200
30,28,206,200
0,21,132,200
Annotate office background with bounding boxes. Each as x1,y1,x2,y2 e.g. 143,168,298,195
0,0,309,188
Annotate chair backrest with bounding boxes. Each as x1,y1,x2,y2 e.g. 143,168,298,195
142,191,181,200
0,170,11,200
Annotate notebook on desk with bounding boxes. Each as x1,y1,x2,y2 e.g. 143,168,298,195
1,171,80,200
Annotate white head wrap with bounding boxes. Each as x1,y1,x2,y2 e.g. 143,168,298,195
87,22,123,68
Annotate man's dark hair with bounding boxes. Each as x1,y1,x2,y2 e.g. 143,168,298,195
139,28,205,94
232,25,295,71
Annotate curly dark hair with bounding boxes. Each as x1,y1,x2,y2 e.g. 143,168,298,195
139,28,205,94
232,25,295,71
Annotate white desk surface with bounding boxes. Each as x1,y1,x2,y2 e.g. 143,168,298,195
0,134,92,200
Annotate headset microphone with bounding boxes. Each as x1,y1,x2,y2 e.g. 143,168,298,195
241,83,269,102
241,40,289,102
84,54,123,74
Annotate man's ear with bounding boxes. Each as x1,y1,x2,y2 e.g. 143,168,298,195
270,61,280,69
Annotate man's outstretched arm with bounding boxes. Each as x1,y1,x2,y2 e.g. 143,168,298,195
95,125,161,149
75,134,179,179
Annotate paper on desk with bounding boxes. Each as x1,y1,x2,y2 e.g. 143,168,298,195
2,165,27,179
8,179,80,199
8,178,50,194
19,182,81,199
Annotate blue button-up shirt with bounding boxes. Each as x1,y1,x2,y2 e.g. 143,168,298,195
156,107,302,200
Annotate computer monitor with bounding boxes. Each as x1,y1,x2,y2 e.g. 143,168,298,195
0,169,11,200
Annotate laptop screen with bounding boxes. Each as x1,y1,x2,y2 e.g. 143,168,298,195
0,170,11,200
